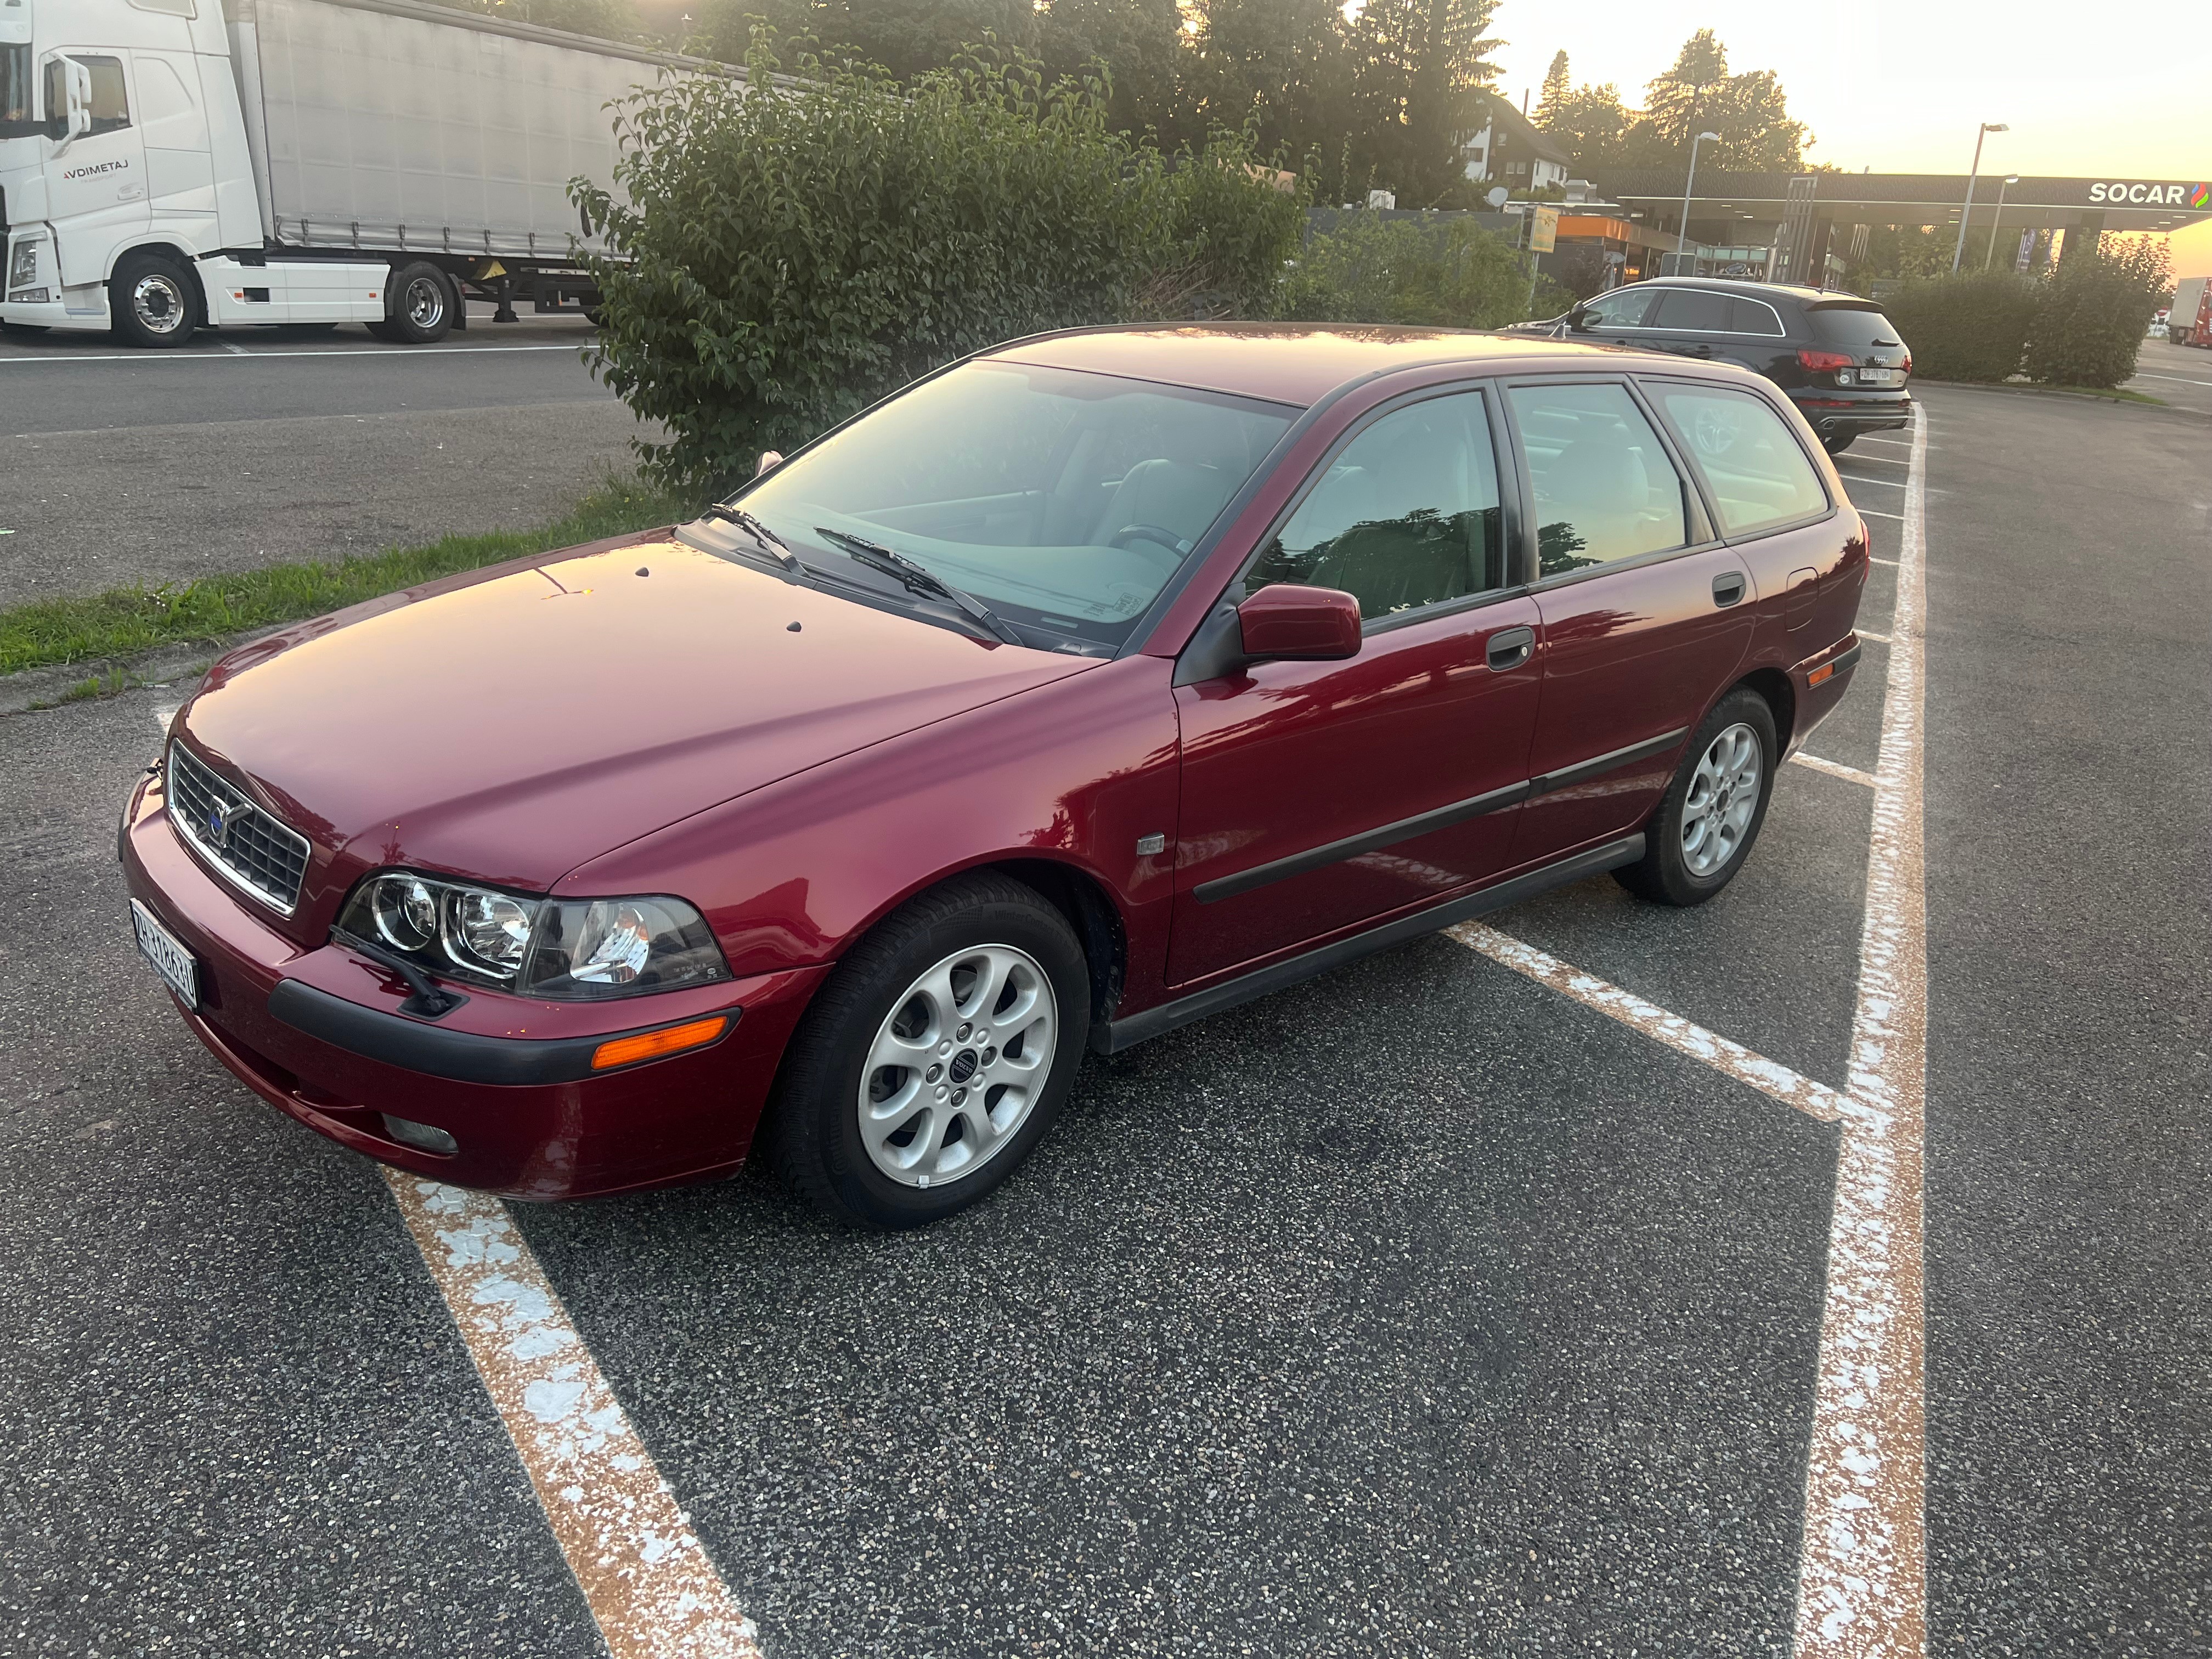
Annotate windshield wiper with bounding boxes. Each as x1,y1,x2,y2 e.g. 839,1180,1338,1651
698,505,805,574
812,527,1025,646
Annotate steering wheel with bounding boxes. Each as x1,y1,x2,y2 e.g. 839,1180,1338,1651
1110,523,1190,556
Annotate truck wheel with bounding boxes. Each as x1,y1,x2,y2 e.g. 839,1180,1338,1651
109,252,201,348
370,263,455,344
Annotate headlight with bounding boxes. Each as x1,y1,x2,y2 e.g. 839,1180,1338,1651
8,237,39,291
337,873,730,999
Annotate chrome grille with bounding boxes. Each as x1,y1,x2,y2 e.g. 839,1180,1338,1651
166,742,311,916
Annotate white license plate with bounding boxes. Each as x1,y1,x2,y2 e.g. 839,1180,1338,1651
1855,366,1903,385
131,899,199,1010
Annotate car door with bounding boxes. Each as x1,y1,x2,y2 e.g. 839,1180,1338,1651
41,52,148,289
1169,385,1543,986
1645,284,1732,361
1500,377,1755,862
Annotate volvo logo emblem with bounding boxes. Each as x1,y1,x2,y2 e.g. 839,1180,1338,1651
205,804,234,847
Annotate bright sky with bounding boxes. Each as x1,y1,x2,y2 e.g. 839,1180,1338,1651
1489,0,2212,275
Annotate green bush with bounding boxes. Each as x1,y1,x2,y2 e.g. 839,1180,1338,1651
1882,269,2039,383
573,43,1305,493
2024,234,2171,388
1279,212,1570,329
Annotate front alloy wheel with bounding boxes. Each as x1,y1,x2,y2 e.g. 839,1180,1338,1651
766,871,1090,1227
859,944,1057,1190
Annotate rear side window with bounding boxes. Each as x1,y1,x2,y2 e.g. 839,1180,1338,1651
1654,288,1731,332
1806,303,1905,352
1728,296,1785,336
1506,383,1689,575
1251,390,1506,621
1648,385,1829,537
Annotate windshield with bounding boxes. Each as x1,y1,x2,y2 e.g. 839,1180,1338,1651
1,44,37,142
730,361,1296,651
1806,303,1906,354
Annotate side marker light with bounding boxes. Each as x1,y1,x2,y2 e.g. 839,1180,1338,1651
1808,662,1837,687
590,1015,729,1071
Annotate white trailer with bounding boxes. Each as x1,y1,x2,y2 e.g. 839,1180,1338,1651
1,0,746,346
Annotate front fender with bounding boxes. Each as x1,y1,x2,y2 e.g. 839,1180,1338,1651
556,653,1186,1012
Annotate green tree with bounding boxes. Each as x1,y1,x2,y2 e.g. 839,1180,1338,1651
1345,0,1503,205
1539,79,1632,175
1637,27,1728,155
1182,0,1355,174
1035,0,1187,140
1534,48,1569,127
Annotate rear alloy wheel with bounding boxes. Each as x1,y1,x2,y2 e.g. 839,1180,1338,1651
109,251,201,348
369,261,455,344
1615,687,1778,906
765,872,1090,1227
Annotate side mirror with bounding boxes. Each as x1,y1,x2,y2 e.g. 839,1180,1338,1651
60,58,92,148
1565,303,1588,331
1236,583,1362,662
755,450,783,478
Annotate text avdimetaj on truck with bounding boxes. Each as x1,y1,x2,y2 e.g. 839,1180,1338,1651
1,0,755,347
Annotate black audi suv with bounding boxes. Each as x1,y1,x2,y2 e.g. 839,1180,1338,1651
1517,276,1912,453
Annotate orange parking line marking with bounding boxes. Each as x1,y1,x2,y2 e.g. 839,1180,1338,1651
1792,412,1931,1659
1445,921,1844,1124
387,1173,762,1659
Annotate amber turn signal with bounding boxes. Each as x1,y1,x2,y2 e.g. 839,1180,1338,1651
590,1015,728,1071
1808,662,1837,687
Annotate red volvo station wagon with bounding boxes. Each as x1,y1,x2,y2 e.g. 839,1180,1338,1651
122,326,1867,1226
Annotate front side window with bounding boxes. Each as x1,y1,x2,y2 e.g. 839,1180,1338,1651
1577,287,1657,331
41,54,129,140
1249,390,1506,622
1648,385,1828,537
1506,382,1689,576
732,361,1294,651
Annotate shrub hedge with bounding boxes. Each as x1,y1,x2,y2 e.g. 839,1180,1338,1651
574,43,1305,493
1280,212,1571,329
1880,235,2171,389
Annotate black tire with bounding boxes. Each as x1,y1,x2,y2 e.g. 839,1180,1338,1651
0,320,49,336
368,262,455,344
108,251,201,348
764,871,1091,1228
1613,687,1779,907
1821,432,1857,455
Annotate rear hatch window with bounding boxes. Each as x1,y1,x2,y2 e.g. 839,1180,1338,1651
1807,303,1908,360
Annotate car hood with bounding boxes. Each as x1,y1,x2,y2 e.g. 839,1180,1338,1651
179,533,1097,909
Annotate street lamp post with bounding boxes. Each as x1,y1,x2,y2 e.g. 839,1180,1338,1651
1984,174,2021,270
1951,122,2008,273
1675,130,1721,275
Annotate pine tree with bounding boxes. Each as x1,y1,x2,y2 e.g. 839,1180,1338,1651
1640,28,1729,154
1535,49,1570,129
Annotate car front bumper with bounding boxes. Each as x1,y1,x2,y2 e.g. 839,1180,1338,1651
120,766,828,1200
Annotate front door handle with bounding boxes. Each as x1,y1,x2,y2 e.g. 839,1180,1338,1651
1712,571,1746,608
1486,625,1535,670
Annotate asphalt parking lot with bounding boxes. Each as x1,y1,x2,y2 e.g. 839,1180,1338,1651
0,310,651,608
1,388,2206,1657
2126,336,2212,416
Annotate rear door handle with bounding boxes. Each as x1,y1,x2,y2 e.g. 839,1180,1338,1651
1486,625,1535,670
1712,572,1746,608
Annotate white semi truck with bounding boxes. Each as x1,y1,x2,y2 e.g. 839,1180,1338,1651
1,0,740,346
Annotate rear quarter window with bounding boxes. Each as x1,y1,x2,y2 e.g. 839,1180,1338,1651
1806,304,1906,352
1647,384,1830,538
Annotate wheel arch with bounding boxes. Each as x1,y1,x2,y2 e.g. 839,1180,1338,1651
1734,665,1797,753
108,241,207,308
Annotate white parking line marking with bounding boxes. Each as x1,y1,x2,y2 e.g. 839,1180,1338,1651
387,1174,762,1659
1856,509,1905,521
2131,371,2212,386
1856,632,1892,645
1793,410,1931,1659
0,343,585,366
1838,452,1910,466
1792,753,1877,788
1841,475,1908,488
1446,922,1845,1123
220,340,250,356
1869,557,1899,567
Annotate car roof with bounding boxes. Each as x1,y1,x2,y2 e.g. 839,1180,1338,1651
1627,275,1880,306
988,323,1651,408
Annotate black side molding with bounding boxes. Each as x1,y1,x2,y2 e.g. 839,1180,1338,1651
1094,834,1644,1054
1194,780,1531,905
268,979,737,1086
1530,727,1686,795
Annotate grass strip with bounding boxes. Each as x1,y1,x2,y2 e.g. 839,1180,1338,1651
0,475,694,678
